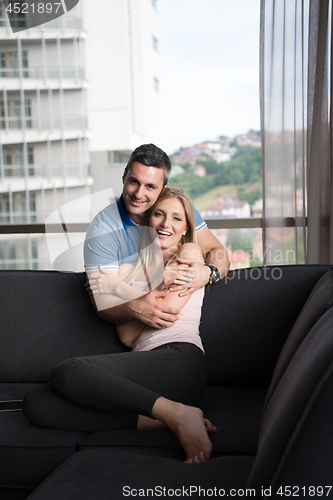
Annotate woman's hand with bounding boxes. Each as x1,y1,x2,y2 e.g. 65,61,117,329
163,261,194,287
165,258,211,297
86,267,119,295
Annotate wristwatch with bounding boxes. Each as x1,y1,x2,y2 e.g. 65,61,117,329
205,264,220,285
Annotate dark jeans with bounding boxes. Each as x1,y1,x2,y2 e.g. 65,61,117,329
23,342,206,432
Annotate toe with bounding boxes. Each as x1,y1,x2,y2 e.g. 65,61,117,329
204,418,217,433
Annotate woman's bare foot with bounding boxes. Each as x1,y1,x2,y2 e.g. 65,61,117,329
204,418,217,434
138,415,217,435
137,415,169,431
151,397,215,463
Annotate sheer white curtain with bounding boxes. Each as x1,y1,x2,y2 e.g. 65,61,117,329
260,0,333,265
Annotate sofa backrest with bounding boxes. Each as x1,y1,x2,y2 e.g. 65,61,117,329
199,265,331,386
261,268,333,413
0,265,330,385
0,270,127,383
246,306,333,489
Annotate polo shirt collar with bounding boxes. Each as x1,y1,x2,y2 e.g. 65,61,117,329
117,194,139,228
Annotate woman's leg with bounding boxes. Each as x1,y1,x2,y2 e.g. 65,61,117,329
50,343,206,418
23,383,138,432
24,343,213,461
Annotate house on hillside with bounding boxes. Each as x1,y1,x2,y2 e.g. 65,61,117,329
201,194,251,219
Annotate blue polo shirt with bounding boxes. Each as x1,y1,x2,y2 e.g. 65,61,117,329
84,195,206,272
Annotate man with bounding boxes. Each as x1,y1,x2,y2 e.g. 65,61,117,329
84,143,229,329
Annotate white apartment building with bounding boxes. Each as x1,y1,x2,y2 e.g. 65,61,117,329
0,0,162,270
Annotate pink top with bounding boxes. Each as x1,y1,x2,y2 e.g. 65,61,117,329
131,283,205,353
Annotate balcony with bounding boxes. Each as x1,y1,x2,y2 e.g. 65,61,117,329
0,16,84,39
0,114,88,143
0,66,85,80
0,162,90,182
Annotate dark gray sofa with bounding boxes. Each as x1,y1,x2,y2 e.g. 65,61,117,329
0,265,332,499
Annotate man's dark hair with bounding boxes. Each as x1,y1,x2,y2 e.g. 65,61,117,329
124,144,171,186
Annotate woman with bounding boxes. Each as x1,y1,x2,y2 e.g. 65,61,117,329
23,188,215,463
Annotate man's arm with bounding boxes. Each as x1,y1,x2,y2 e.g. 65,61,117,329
87,270,180,329
197,225,230,277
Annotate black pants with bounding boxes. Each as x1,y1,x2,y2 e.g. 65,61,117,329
23,342,206,433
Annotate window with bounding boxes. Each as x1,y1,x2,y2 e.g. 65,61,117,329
0,191,36,224
158,1,261,269
0,51,28,78
0,99,32,129
114,152,130,164
154,77,159,92
0,3,6,26
153,36,158,52
9,246,16,259
1,3,27,29
2,145,34,177
0,238,38,270
0,194,10,223
32,241,38,259
108,151,130,164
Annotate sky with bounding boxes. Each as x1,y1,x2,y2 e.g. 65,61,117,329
158,0,261,155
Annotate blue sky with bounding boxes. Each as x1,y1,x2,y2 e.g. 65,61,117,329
158,0,261,154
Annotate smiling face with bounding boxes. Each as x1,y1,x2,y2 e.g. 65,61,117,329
149,197,188,253
122,162,166,225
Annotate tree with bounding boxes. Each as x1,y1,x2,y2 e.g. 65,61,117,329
228,168,245,185
226,146,262,184
196,157,220,175
226,229,254,252
170,173,214,198
238,185,263,206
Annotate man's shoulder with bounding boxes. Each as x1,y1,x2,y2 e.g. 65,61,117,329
88,199,122,233
194,206,207,232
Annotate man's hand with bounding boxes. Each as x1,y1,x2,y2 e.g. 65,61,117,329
129,289,180,329
165,258,211,297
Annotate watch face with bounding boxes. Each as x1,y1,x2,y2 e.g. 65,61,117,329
211,267,220,283
211,272,219,283
206,264,220,284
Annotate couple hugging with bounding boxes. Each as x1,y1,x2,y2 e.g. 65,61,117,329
23,144,230,464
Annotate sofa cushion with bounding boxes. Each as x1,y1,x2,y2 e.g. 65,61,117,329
0,487,33,500
201,386,266,453
200,265,330,386
78,386,267,455
0,411,85,488
262,269,333,413
27,448,255,500
0,384,39,413
0,384,39,401
0,271,127,382
247,307,333,489
23,384,266,455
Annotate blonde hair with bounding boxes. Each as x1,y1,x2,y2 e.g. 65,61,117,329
125,187,196,286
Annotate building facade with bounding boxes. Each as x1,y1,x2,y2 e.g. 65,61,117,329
0,0,162,269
